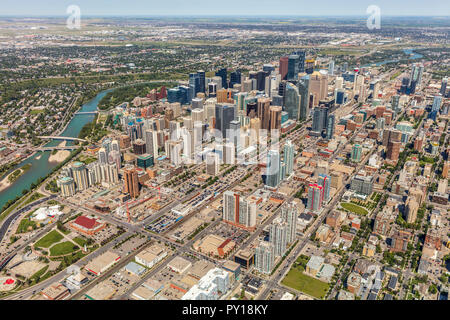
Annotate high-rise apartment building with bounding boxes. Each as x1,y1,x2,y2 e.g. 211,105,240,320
281,202,298,244
71,161,88,191
351,144,362,162
283,140,295,177
223,191,257,230
255,242,274,274
269,219,288,257
307,183,323,212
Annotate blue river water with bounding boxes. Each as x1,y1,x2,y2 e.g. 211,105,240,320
360,49,423,68
0,89,113,211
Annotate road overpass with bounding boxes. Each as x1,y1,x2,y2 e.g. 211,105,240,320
74,111,98,115
37,136,87,143
37,146,79,152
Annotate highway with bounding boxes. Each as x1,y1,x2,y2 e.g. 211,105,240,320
0,195,56,244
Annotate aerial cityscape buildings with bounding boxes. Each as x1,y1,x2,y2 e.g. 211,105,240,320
0,7,448,306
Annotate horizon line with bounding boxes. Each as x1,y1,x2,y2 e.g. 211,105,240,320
0,14,449,18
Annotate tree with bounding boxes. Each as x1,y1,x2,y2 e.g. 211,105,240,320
376,244,382,254
428,284,437,294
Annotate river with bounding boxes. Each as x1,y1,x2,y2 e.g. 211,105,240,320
0,89,113,211
361,48,423,68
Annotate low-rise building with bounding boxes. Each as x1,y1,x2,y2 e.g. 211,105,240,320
41,283,70,300
167,256,192,274
85,251,121,276
135,244,167,269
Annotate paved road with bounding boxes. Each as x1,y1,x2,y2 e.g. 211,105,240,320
0,195,56,244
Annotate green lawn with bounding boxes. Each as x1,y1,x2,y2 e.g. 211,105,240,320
281,267,329,299
73,237,87,247
30,109,44,115
49,241,79,256
30,265,49,282
340,202,369,215
34,230,64,248
16,218,37,233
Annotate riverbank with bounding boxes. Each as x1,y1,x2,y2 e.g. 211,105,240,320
48,142,71,164
0,176,12,193
0,164,32,193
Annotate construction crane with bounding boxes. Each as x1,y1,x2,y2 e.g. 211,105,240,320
146,184,162,199
125,185,162,223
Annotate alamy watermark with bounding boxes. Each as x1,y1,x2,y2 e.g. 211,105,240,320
366,5,381,30
66,5,81,30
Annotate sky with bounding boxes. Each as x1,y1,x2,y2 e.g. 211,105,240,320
0,0,449,17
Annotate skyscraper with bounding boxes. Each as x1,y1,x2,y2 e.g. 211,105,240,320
269,106,282,130
387,141,401,161
409,63,424,94
215,104,235,139
265,149,281,188
111,140,120,153
391,95,400,115
318,174,331,203
216,68,228,89
98,148,107,165
256,70,266,92
197,70,206,93
206,152,220,176
59,176,75,197
440,77,448,96
191,97,203,110
223,191,257,230
283,140,295,177
311,106,328,135
284,82,301,121
351,144,362,162
269,219,288,257
293,50,306,73
257,97,271,130
328,60,335,76
281,202,298,244
432,95,442,113
279,56,289,80
287,54,299,80
189,72,201,100
255,241,274,274
307,183,323,212
230,69,241,88
123,166,140,199
228,120,241,155
71,162,88,191
309,72,328,107
298,75,310,121
326,114,335,140
144,129,158,159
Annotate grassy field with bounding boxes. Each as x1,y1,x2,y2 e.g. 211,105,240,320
16,217,37,233
50,241,79,256
281,267,329,299
340,202,369,215
73,237,88,247
34,230,64,248
29,265,49,282
30,109,44,115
